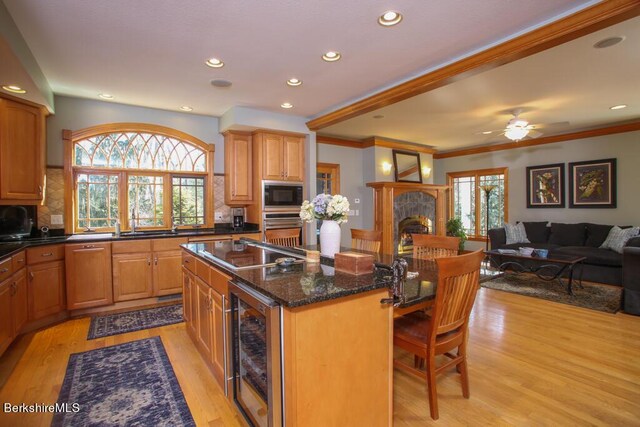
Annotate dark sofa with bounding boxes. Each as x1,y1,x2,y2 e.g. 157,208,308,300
488,222,640,286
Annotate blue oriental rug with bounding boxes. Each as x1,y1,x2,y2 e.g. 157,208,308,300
52,337,195,427
87,304,183,340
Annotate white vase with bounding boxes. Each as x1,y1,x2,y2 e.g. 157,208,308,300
320,220,341,258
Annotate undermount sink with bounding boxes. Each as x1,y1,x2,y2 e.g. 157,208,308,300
67,233,113,240
121,230,178,236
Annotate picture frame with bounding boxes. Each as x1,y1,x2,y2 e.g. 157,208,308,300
526,163,565,208
569,158,616,208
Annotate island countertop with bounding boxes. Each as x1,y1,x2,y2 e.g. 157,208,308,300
181,240,437,308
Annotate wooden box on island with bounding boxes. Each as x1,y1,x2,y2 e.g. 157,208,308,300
334,251,374,275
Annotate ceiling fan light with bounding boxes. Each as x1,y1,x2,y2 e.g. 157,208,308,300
504,127,529,141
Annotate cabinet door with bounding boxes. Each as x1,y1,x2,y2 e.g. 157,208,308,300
0,98,44,201
283,136,304,181
196,277,213,359
27,261,66,320
225,133,253,203
210,288,226,388
0,279,14,355
153,250,182,296
11,270,28,335
112,253,153,302
182,268,192,324
262,134,284,180
65,243,113,310
189,272,198,338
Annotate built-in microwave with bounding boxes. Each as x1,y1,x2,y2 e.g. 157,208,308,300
263,181,303,211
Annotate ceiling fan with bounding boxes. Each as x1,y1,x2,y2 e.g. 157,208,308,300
500,110,542,142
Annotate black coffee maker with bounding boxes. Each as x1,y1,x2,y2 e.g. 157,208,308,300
232,208,245,229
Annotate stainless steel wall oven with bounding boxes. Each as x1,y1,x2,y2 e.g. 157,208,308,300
230,280,283,427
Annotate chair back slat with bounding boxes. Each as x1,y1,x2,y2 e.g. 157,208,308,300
351,228,382,253
265,228,300,247
412,234,460,260
431,250,483,337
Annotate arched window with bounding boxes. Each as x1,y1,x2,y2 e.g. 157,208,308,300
64,124,214,233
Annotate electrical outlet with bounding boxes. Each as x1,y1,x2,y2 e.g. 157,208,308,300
214,212,223,221
51,215,63,225
354,198,360,204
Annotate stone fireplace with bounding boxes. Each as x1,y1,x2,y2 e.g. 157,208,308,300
367,182,450,254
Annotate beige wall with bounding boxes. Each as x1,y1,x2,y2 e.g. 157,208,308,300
434,130,640,249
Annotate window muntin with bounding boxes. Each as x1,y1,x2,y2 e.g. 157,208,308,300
74,132,206,172
76,173,119,229
448,168,508,239
172,177,205,226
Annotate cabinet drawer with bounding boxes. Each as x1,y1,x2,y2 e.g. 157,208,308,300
209,266,231,295
112,239,152,254
0,258,12,282
195,258,210,284
152,237,188,252
12,251,26,271
27,245,65,264
182,252,195,273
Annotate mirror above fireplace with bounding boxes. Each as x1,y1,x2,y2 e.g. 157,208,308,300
392,150,422,183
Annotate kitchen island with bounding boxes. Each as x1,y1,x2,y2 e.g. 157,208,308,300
180,238,438,427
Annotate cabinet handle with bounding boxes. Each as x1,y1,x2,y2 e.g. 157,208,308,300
17,259,24,264
41,252,53,257
184,259,190,264
10,282,16,296
154,257,158,266
38,185,43,196
147,257,151,266
82,245,95,249
285,172,288,178
29,272,34,281
0,268,8,273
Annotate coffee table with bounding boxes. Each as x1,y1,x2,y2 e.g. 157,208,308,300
485,250,586,295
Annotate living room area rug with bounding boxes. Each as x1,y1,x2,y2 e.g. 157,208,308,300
52,336,195,427
87,303,183,339
481,274,622,313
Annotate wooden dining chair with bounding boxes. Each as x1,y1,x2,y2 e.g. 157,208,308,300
351,228,382,253
265,228,300,247
412,234,460,260
393,249,484,420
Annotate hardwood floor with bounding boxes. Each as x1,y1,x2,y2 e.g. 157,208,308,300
1,288,639,426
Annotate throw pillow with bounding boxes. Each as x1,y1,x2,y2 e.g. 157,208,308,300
522,221,550,243
504,223,530,244
600,226,640,254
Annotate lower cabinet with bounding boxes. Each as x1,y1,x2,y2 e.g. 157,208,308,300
113,253,153,301
153,250,182,295
27,260,65,320
65,242,113,310
196,277,214,358
0,269,28,356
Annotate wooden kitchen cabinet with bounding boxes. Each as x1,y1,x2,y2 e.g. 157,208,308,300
0,279,13,355
195,276,213,360
112,253,153,301
27,260,66,320
182,268,193,324
224,131,253,204
0,97,46,203
210,286,225,387
254,132,305,181
65,242,113,310
153,250,183,296
11,270,28,335
0,269,28,356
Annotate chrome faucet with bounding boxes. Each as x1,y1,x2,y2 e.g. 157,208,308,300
171,216,178,233
131,209,137,233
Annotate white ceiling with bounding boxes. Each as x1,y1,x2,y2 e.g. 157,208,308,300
321,16,640,151
2,0,595,118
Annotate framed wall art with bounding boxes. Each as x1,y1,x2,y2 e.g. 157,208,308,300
569,158,616,208
526,163,565,208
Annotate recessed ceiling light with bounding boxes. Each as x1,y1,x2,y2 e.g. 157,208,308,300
180,106,193,112
2,85,26,94
205,58,224,68
593,36,625,49
482,131,493,135
378,11,403,26
98,93,114,100
610,104,627,110
322,51,341,62
211,79,232,88
286,78,302,87
373,115,384,119
281,102,294,109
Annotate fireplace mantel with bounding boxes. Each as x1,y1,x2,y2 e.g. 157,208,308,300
366,182,450,254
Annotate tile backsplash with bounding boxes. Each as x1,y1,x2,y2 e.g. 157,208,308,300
38,169,233,228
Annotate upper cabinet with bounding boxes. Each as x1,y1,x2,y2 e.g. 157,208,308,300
224,131,253,205
255,132,304,182
0,97,46,203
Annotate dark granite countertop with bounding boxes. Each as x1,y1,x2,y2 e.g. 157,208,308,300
0,224,261,260
181,240,438,309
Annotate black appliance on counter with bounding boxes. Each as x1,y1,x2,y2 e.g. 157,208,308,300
262,181,303,210
232,207,245,229
0,205,35,241
230,280,283,427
